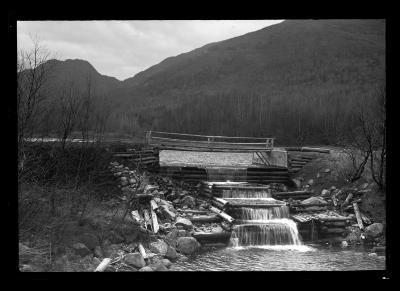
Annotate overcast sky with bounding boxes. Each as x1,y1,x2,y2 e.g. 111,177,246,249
17,20,284,81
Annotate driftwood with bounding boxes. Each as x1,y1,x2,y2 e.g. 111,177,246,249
209,206,235,223
138,243,148,259
143,209,152,230
353,202,364,230
150,208,159,233
342,193,353,206
150,199,159,211
192,232,232,244
94,258,112,272
190,214,222,223
181,209,209,215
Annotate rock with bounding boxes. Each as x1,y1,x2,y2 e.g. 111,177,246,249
161,258,172,268
72,243,91,257
94,245,103,258
292,179,301,189
316,172,321,179
79,233,99,250
365,223,384,239
123,253,146,268
165,229,179,247
150,262,169,271
176,237,201,255
340,241,348,248
330,186,336,191
177,229,188,237
321,189,330,197
175,218,193,230
324,168,331,173
307,179,314,186
145,185,159,193
211,226,224,233
160,206,176,221
129,178,136,184
165,246,178,261
368,252,378,258
149,239,169,255
301,196,327,205
139,266,153,272
181,196,196,207
173,198,181,204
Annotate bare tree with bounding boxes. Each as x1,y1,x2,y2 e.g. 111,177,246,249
57,82,81,150
17,36,51,176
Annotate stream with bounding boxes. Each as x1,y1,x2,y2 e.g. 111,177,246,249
170,245,385,271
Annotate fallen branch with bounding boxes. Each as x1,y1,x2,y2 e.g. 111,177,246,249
94,258,111,272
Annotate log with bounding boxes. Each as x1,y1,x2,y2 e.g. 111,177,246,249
131,210,142,224
209,206,235,223
94,258,112,272
190,214,222,223
181,209,209,215
285,147,330,154
150,199,159,211
143,209,152,230
273,191,314,196
342,193,353,206
150,208,159,233
353,202,364,230
211,200,226,210
138,242,148,259
360,212,372,225
192,232,232,244
321,228,349,234
290,203,329,207
319,217,352,222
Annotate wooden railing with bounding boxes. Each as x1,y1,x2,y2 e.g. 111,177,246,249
145,131,274,152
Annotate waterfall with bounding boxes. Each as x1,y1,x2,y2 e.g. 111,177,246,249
222,189,271,198
234,219,302,246
236,206,290,220
228,187,303,247
206,167,247,182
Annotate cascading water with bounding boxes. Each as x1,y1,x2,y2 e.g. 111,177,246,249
222,189,271,198
228,189,303,247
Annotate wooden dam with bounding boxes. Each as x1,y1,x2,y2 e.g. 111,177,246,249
110,131,350,245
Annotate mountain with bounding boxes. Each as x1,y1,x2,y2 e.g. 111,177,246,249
37,19,385,144
43,59,122,97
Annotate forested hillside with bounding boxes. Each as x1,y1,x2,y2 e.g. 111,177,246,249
34,19,385,145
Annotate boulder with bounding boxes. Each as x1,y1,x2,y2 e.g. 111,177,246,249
165,246,178,261
149,239,168,255
368,252,378,258
161,205,176,220
181,196,196,208
165,229,179,247
324,168,331,173
123,253,146,268
211,226,224,233
321,189,330,197
72,243,91,257
307,179,314,186
176,237,201,255
139,266,153,272
160,258,172,268
301,196,327,205
178,229,189,237
365,223,384,239
340,241,348,248
175,218,193,230
149,262,169,271
79,233,99,250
